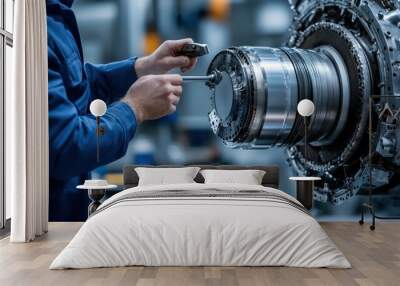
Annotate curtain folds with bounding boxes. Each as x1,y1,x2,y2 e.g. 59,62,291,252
7,0,49,242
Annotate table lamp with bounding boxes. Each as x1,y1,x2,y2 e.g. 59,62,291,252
90,99,107,162
297,99,315,159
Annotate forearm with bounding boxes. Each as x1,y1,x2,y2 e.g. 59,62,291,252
85,57,138,103
50,102,136,179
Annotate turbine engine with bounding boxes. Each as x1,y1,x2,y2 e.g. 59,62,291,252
206,0,400,204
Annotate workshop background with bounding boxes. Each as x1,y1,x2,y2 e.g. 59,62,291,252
72,0,399,219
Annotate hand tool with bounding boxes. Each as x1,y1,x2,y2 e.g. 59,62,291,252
182,70,222,86
178,43,209,57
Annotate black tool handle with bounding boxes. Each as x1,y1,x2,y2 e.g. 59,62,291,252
178,43,209,57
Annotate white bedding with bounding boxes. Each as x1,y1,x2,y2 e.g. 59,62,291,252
50,183,351,269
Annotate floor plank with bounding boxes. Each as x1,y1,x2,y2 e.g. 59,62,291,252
0,222,399,286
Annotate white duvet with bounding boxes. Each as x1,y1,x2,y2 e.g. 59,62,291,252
50,183,351,269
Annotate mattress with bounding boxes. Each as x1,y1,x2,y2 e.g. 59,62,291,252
50,183,351,269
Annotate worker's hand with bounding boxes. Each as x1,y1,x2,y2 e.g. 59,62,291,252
121,74,182,124
135,38,197,77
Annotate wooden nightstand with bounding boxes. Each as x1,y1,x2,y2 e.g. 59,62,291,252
289,176,321,210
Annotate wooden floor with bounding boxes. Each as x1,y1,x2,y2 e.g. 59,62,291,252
0,222,399,286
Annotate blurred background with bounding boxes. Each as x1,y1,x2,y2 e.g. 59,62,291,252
72,0,399,220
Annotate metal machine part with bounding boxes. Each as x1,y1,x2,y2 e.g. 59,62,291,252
207,46,348,147
178,43,210,57
206,0,400,204
182,70,222,84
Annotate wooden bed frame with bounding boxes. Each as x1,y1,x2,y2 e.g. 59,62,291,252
123,165,280,189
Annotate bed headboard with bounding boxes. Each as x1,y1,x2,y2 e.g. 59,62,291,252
123,165,280,189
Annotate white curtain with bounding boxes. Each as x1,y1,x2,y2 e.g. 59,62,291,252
7,0,49,242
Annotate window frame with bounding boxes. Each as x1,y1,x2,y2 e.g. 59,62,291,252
0,0,13,232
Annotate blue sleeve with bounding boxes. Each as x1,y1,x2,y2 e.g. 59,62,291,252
84,57,138,103
49,60,137,180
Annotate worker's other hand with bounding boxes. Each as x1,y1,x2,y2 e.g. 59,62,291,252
121,74,182,124
135,38,197,77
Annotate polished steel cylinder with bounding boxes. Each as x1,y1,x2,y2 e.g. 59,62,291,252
207,46,349,148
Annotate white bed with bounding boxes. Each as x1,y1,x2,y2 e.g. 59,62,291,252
50,183,351,269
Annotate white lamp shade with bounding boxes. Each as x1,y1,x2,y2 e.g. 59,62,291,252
297,99,315,117
90,99,107,117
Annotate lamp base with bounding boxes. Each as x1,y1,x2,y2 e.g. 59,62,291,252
359,202,400,231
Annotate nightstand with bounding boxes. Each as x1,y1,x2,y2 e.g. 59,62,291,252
289,176,321,210
77,183,125,216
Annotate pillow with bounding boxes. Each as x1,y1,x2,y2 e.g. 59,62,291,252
135,167,200,186
200,169,266,185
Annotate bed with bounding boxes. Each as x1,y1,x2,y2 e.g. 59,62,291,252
50,165,350,269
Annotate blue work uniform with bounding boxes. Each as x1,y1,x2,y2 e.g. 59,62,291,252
47,0,138,221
